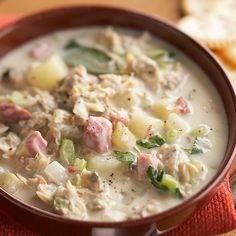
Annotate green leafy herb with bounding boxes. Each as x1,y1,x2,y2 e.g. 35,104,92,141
146,166,183,198
149,134,166,146
114,150,135,166
136,134,165,149
184,138,204,155
64,39,80,49
174,188,184,198
1,69,11,82
147,166,164,182
64,40,118,74
191,146,203,154
136,140,159,149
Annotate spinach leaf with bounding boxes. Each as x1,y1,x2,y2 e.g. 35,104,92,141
136,134,165,149
136,140,159,149
64,40,118,74
146,166,183,198
147,166,164,182
149,134,166,146
1,69,11,82
114,150,136,166
174,188,184,198
64,39,80,49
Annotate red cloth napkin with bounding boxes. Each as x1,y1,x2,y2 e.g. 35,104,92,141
0,16,236,236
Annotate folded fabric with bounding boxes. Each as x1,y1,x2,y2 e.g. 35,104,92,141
0,15,235,236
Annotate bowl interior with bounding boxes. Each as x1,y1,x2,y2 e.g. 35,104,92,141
0,6,235,227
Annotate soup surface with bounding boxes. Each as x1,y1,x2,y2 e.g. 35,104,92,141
0,27,228,221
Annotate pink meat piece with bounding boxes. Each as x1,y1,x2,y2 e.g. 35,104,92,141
83,116,112,154
137,153,158,179
176,96,190,114
68,165,79,174
109,111,129,125
30,42,50,60
0,103,31,124
24,131,47,156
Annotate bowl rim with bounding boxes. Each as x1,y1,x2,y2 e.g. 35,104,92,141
0,5,235,228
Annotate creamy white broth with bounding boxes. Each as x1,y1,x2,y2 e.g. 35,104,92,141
0,27,228,221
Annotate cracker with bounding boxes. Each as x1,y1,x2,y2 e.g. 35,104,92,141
177,15,236,50
181,0,236,19
215,53,236,91
218,43,236,68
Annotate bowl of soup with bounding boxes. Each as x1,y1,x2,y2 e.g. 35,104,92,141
0,6,235,236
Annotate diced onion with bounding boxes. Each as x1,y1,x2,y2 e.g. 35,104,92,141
44,161,68,185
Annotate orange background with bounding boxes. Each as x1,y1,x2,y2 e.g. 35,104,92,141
0,0,180,22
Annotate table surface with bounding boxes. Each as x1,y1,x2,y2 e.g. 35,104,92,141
0,0,180,22
0,0,235,235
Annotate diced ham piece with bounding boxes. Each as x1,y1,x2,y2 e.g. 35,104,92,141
30,42,50,60
25,131,48,156
109,111,129,125
0,103,31,124
176,96,190,114
83,116,112,154
68,165,79,174
137,153,158,179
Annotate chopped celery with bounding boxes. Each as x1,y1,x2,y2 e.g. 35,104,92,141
161,174,178,190
190,124,210,137
70,174,81,186
147,49,174,68
54,196,69,211
59,139,76,166
8,91,29,107
74,158,87,172
165,129,179,142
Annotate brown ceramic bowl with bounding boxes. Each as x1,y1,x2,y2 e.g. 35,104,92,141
0,6,235,236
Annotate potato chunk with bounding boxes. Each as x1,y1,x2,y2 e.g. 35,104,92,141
129,108,164,138
112,122,136,151
165,113,190,135
26,54,67,90
88,155,127,173
1,172,22,194
151,99,176,121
